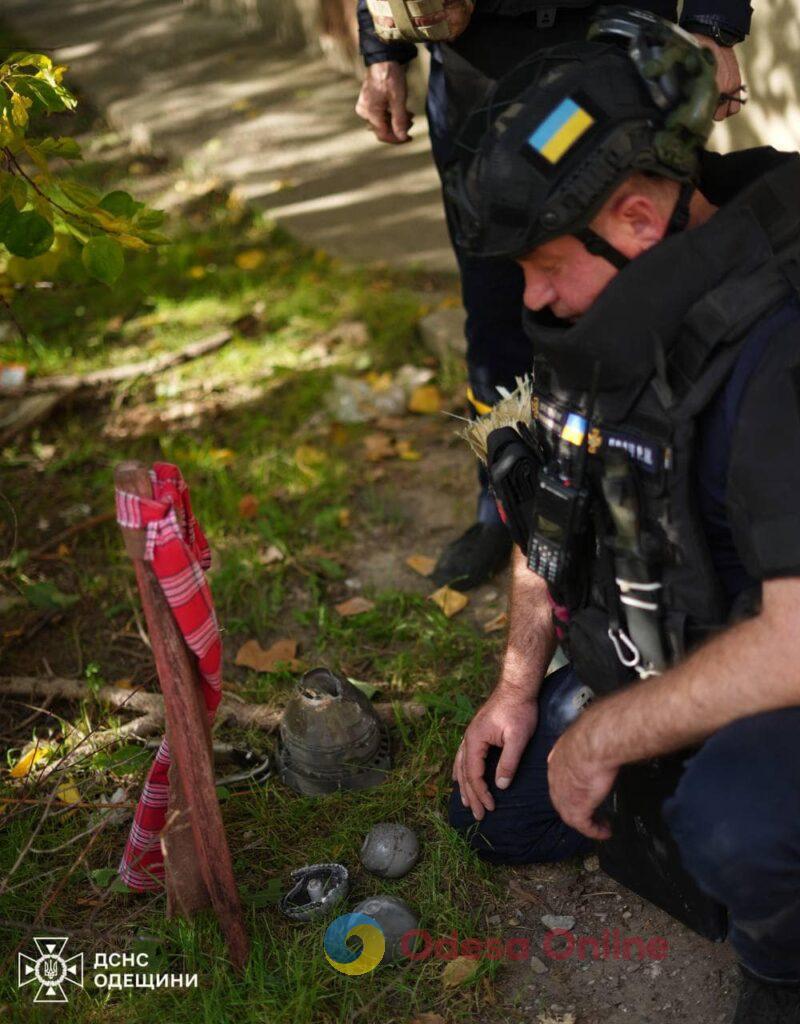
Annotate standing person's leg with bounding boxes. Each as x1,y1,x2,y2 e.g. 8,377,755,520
448,665,593,863
425,50,531,590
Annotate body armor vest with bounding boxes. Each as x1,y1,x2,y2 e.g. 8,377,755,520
523,152,800,695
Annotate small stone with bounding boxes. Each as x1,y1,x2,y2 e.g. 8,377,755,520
529,955,548,975
583,854,600,872
541,914,576,931
622,910,632,920
344,577,363,590
487,914,501,926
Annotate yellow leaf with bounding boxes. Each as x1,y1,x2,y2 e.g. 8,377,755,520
113,677,134,689
429,585,469,618
187,265,206,279
441,955,480,989
396,439,421,461
363,432,396,462
56,781,80,805
408,385,442,415
56,542,71,558
365,370,393,393
334,596,375,617
294,445,327,476
483,611,508,634
11,93,31,128
10,741,55,778
235,248,266,270
117,234,150,251
337,508,351,527
235,638,300,672
406,554,435,577
210,448,235,464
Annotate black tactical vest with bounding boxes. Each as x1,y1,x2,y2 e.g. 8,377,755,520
524,151,800,695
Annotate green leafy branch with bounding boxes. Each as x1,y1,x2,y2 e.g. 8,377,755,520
0,50,166,295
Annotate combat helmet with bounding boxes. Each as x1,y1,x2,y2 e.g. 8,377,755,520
444,6,718,265
276,668,391,795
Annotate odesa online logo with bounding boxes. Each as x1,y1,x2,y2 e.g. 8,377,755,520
324,913,385,976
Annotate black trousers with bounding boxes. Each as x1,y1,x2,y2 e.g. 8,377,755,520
448,665,800,982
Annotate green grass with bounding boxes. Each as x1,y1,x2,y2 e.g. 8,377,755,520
0,105,510,1023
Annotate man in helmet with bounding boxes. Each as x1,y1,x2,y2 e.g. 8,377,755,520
355,0,750,593
446,13,800,1021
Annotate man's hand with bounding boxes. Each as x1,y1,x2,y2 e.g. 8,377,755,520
355,61,414,144
452,691,538,820
690,35,744,120
547,709,619,841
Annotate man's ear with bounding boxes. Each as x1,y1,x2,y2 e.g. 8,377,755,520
612,194,667,253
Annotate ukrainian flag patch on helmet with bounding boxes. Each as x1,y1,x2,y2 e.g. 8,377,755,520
527,98,594,164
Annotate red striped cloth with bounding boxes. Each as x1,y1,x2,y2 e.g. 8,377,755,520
116,463,222,891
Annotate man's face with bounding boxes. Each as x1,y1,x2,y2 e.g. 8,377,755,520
516,235,619,321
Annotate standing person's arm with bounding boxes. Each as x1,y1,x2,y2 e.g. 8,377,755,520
452,547,557,820
355,0,417,144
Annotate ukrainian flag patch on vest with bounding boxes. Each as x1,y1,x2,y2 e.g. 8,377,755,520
527,98,594,164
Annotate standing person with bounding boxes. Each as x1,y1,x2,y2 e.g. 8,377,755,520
446,16,800,1022
355,0,751,591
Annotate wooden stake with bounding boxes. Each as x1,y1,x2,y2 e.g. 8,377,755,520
114,461,249,971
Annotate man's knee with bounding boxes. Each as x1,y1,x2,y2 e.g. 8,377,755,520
664,708,800,899
447,780,591,865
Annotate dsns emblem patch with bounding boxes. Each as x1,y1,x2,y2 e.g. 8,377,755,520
527,98,594,164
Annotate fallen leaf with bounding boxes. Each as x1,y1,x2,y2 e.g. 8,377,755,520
429,586,469,618
56,543,71,558
334,596,375,617
410,1015,446,1024
56,781,81,805
238,494,259,519
408,384,442,414
422,780,438,799
406,554,436,577
374,416,406,431
112,677,134,690
363,432,396,462
396,439,422,461
295,445,327,476
210,448,235,464
235,638,300,672
187,265,206,279
235,248,266,270
258,544,285,566
10,741,56,778
337,508,351,528
442,955,480,989
483,611,508,634
366,370,393,392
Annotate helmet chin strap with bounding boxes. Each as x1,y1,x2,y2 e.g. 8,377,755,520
574,180,695,271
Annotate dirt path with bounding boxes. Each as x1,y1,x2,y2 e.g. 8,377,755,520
2,0,454,271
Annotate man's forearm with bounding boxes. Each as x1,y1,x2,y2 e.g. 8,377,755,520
499,548,557,698
584,578,800,767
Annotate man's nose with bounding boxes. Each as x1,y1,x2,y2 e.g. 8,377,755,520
521,267,556,310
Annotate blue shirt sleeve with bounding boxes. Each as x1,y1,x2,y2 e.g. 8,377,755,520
357,0,418,66
680,0,753,39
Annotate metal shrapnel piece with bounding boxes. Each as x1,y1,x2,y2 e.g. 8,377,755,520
360,823,420,879
279,863,350,922
351,895,420,964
